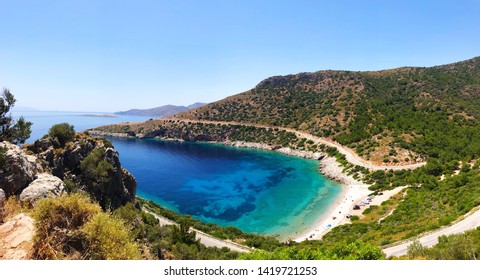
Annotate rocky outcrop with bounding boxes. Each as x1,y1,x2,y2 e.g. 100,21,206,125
27,135,136,210
19,174,65,206
319,156,361,185
0,141,42,196
95,147,136,209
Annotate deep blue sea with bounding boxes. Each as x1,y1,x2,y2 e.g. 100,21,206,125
14,110,150,143
14,111,342,240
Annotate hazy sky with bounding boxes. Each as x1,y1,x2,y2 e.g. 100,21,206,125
1,0,479,112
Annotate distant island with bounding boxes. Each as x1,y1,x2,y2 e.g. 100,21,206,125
78,114,118,118
115,102,206,117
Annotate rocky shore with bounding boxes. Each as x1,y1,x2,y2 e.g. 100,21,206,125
89,130,352,185
89,128,376,242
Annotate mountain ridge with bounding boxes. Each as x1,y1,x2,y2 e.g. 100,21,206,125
115,102,206,117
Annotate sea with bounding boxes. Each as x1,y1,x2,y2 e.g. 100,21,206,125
14,110,342,240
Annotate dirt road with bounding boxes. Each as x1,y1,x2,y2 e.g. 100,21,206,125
143,208,251,253
166,118,426,171
383,208,480,257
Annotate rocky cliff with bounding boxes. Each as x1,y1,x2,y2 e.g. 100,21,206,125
26,134,136,209
0,133,136,210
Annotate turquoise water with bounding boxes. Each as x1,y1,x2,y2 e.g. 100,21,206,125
14,111,342,240
107,137,342,240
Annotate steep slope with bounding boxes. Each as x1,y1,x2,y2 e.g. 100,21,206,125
176,57,480,164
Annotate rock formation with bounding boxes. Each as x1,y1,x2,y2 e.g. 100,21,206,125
27,134,136,209
19,173,65,206
0,141,42,196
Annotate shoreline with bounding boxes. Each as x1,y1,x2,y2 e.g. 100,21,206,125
290,157,371,242
90,130,373,242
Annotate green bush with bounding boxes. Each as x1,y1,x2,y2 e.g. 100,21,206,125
31,193,101,259
31,193,141,260
81,212,141,260
48,123,75,147
80,148,113,183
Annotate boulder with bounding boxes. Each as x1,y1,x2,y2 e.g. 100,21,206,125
19,174,65,206
0,141,42,196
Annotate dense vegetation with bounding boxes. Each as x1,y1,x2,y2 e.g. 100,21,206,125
113,202,241,260
31,193,141,260
406,228,480,260
322,167,480,246
177,57,480,166
239,241,384,260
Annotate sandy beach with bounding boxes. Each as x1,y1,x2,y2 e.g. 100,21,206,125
291,156,371,242
292,156,407,242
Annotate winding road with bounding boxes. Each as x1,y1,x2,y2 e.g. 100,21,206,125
165,118,427,171
383,207,480,257
142,208,252,253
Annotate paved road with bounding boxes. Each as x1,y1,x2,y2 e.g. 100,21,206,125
142,208,251,253
165,118,426,171
383,208,480,257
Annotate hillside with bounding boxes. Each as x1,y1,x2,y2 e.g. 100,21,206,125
115,102,206,117
176,57,480,165
92,56,480,249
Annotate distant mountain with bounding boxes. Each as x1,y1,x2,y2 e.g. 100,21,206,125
115,103,206,117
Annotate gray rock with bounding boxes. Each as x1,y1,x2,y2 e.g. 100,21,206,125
19,173,65,206
33,138,52,152
0,188,5,223
0,141,42,196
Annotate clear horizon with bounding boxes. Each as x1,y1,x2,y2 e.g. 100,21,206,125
1,0,479,111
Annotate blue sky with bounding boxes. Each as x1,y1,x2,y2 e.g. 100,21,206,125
1,0,479,112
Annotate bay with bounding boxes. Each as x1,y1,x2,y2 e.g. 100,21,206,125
14,111,342,240
107,137,342,241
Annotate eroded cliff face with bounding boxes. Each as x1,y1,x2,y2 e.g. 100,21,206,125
26,134,136,210
0,134,136,210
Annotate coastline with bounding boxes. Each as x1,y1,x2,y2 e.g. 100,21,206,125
291,157,371,242
90,130,373,242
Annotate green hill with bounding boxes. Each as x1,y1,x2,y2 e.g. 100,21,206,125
175,57,480,165
93,56,480,249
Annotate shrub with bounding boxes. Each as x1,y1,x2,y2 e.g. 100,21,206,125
48,123,75,147
31,193,141,260
32,193,101,259
0,88,32,144
81,212,141,260
80,148,113,183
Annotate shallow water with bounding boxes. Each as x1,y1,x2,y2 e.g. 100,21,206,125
107,137,342,240
14,111,342,240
